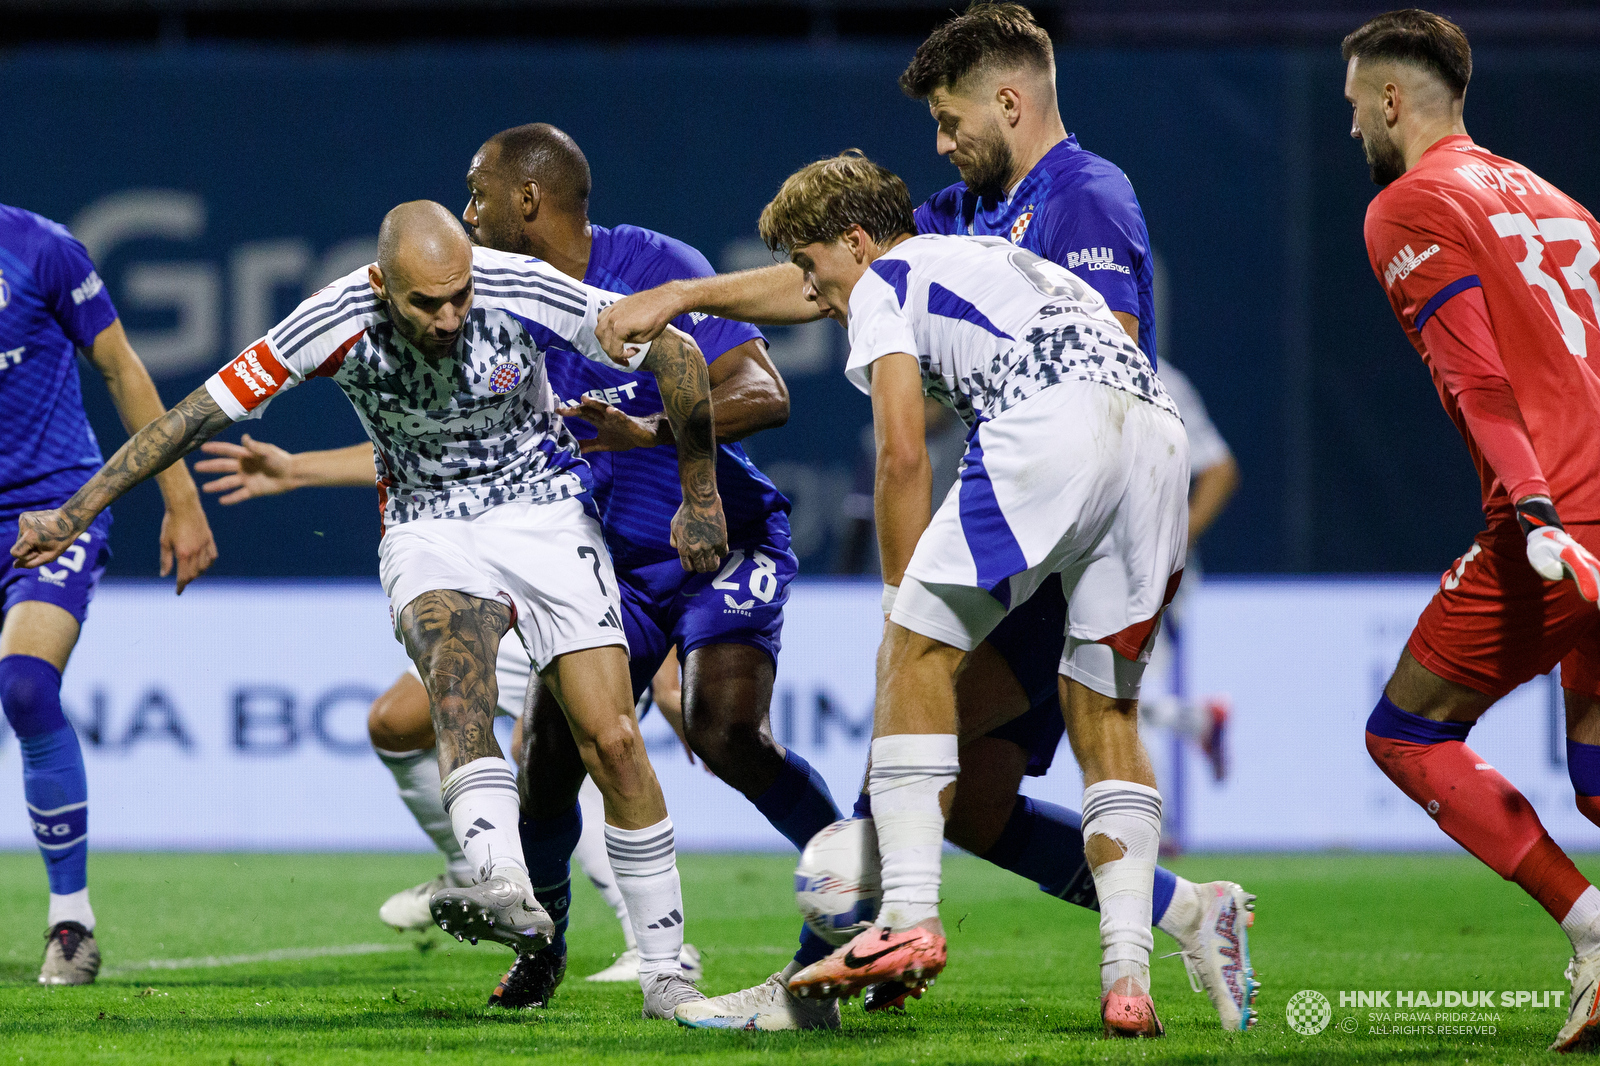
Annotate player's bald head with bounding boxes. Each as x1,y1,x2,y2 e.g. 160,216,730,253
480,123,592,215
376,200,472,290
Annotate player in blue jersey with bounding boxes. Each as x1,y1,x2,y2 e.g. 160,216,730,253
0,203,218,985
189,124,844,1015
603,3,1255,1033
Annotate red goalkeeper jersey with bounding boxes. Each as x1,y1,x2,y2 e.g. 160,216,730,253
1364,134,1600,525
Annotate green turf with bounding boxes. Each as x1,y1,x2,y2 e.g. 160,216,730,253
0,850,1592,1064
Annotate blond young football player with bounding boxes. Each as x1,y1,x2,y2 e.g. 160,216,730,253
726,153,1189,1036
10,201,725,1020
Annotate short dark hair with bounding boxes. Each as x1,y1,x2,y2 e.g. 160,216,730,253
485,123,592,212
1342,9,1472,98
899,1,1054,100
758,150,916,255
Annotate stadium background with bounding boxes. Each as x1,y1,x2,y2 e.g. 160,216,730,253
2,0,1598,853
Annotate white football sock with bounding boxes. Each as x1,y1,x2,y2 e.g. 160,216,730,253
376,746,473,883
48,888,94,932
1155,876,1201,939
1083,780,1163,994
604,818,685,983
869,733,959,930
440,757,527,883
576,778,634,949
1564,885,1600,957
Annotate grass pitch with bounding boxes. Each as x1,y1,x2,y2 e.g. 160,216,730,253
0,850,1593,1064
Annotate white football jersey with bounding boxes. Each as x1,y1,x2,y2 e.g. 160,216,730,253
205,246,645,528
844,234,1174,425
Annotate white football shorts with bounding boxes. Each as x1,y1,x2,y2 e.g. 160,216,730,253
406,636,533,718
892,381,1189,663
380,497,629,674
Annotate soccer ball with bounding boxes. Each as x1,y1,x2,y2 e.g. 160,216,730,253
795,817,882,946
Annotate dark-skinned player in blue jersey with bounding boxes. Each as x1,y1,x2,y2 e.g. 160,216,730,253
601,2,1256,1033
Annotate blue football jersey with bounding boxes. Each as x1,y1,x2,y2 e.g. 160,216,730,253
545,223,790,570
914,134,1158,368
0,205,119,519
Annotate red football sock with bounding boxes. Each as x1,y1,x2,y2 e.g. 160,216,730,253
1578,794,1600,830
1511,833,1593,923
1366,732,1547,877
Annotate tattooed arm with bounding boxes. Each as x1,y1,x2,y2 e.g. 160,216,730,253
11,385,234,570
640,326,727,572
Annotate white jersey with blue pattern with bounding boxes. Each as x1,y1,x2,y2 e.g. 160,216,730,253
204,246,645,528
844,234,1174,426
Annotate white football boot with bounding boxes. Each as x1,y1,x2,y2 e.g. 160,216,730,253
1170,880,1259,1030
429,872,554,953
1551,949,1600,1052
39,922,100,985
641,968,707,1020
676,966,841,1031
586,943,703,983
380,871,470,931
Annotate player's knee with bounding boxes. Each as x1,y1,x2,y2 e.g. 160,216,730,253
0,655,67,737
367,677,433,752
686,712,764,768
589,724,644,776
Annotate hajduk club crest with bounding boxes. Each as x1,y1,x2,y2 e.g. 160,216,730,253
488,358,522,394
1010,207,1035,244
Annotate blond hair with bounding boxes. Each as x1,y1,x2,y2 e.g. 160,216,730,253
757,150,916,255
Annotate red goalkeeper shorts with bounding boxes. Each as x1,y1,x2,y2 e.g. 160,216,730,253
1409,520,1600,700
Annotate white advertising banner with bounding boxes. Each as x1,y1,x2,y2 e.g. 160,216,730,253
0,577,1585,852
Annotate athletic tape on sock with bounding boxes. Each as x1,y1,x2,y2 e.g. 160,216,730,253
869,734,959,927
1083,780,1162,986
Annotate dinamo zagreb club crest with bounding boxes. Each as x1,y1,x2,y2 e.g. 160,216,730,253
1010,207,1035,244
0,269,10,311
488,358,522,394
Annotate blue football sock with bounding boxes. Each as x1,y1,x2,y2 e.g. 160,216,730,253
983,797,1099,910
0,656,88,898
852,791,872,820
792,923,833,968
753,748,842,853
519,802,581,953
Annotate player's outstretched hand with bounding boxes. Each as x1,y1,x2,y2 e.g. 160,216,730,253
670,499,727,573
1520,496,1600,605
557,397,663,453
159,496,218,595
599,286,681,349
194,434,299,504
10,508,83,570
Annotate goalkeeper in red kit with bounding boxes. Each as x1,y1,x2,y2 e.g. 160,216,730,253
1345,9,1600,1053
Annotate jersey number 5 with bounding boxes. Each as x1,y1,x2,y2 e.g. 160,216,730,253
1489,211,1600,358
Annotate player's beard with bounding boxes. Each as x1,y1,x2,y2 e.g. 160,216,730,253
468,213,535,258
955,126,1016,204
1364,125,1406,187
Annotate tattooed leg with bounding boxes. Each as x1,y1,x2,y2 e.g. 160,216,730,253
398,589,512,778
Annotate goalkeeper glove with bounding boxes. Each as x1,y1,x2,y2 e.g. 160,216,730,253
1518,496,1600,604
